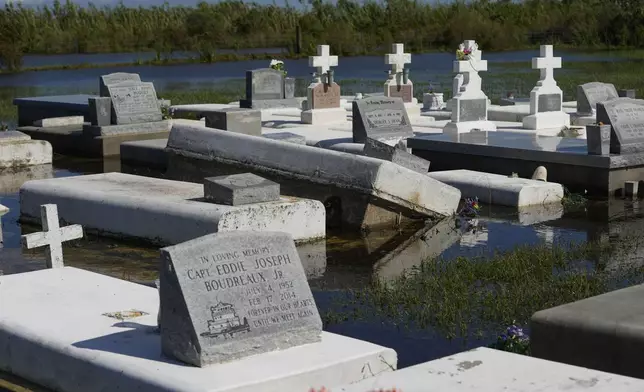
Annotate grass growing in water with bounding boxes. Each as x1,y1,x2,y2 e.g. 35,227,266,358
323,239,644,342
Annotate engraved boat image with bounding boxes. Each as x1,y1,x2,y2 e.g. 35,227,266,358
200,302,250,338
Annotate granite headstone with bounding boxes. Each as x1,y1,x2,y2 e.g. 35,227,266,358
457,98,487,122
99,72,142,97
597,97,644,154
577,82,619,114
159,231,323,367
352,97,413,143
310,82,341,109
538,93,562,112
245,69,285,101
107,82,162,125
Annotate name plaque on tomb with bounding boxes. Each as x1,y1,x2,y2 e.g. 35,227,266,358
107,82,162,125
387,84,413,103
458,98,487,122
538,93,562,113
597,98,644,154
310,83,341,109
159,231,322,367
247,69,285,101
352,97,413,143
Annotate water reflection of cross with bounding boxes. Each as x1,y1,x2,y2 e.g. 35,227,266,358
21,204,83,269
309,45,338,81
533,45,561,85
385,43,411,75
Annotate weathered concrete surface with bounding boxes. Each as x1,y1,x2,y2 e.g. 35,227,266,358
336,347,644,391
18,124,170,157
0,132,52,169
428,170,564,208
120,139,168,169
532,283,644,379
0,164,54,194
165,123,461,229
20,172,326,244
0,267,397,392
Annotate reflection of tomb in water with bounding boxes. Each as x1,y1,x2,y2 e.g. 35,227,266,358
0,164,54,194
373,218,461,281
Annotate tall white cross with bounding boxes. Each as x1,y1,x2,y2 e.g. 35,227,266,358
533,45,561,86
21,204,83,269
309,45,338,80
385,43,411,74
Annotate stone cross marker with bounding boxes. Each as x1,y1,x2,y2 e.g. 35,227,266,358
533,45,561,86
454,40,488,96
21,204,83,269
310,45,338,81
597,97,644,154
385,43,411,75
159,231,322,367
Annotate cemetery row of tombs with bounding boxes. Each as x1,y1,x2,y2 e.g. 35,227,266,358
2,39,644,391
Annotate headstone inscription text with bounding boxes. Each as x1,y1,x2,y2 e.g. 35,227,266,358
310,83,341,109
352,97,413,143
538,93,562,112
597,98,644,154
107,82,162,125
247,69,284,100
388,84,412,103
458,98,487,122
578,82,618,114
160,231,322,367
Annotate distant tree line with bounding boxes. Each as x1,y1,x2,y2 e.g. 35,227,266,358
0,0,642,71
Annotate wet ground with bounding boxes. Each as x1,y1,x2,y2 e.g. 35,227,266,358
2,156,644,391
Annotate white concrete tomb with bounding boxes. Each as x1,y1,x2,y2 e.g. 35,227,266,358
0,267,397,392
0,131,53,168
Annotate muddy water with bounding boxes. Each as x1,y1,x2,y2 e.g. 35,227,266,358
1,157,644,390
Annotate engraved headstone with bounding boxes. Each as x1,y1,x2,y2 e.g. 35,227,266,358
352,97,413,143
159,231,323,367
107,82,162,125
310,83,341,109
457,99,487,122
537,94,562,112
597,98,644,154
246,69,284,101
577,82,619,115
388,84,413,103
99,72,142,97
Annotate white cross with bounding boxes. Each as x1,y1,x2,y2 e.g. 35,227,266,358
385,43,411,74
309,45,338,79
21,204,83,269
532,45,561,85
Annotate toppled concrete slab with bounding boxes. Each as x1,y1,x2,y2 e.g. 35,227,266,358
428,169,564,208
165,123,461,229
20,172,325,244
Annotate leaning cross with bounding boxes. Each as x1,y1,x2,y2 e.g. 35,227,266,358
21,204,83,269
533,44,561,86
309,45,338,81
385,43,411,75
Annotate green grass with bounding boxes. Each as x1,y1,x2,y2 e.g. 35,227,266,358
322,238,644,342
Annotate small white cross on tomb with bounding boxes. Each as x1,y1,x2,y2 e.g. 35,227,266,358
21,204,83,269
533,45,561,84
309,45,338,80
385,43,411,75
